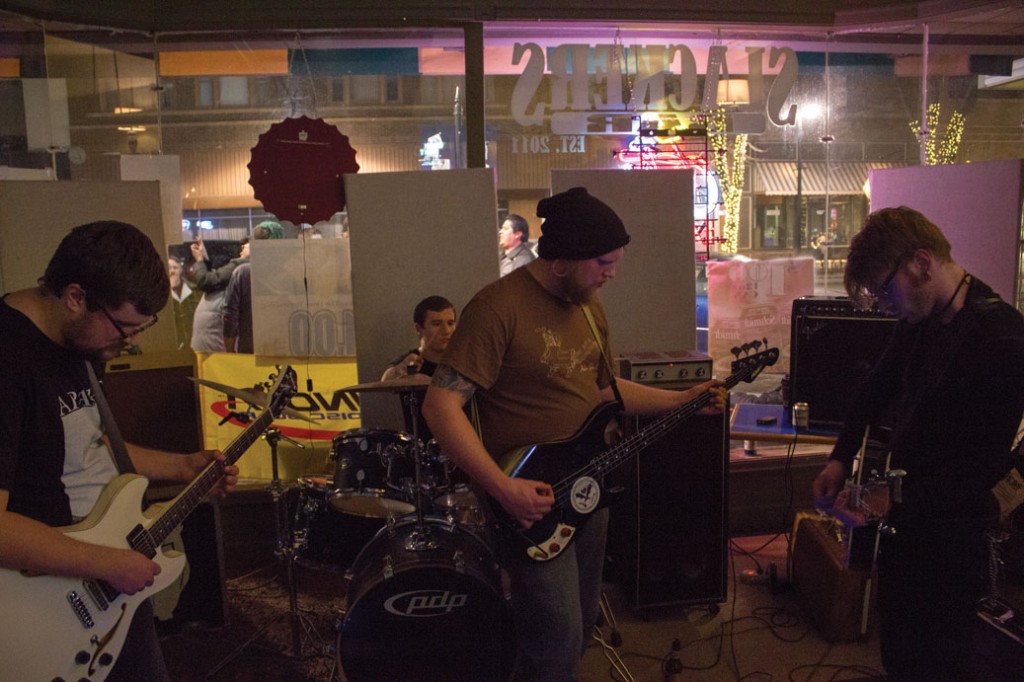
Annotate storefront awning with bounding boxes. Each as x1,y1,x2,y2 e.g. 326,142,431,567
751,161,904,196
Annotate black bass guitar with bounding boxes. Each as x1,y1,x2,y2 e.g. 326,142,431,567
493,343,778,561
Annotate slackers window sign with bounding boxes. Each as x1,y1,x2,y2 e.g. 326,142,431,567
510,134,586,155
509,43,799,134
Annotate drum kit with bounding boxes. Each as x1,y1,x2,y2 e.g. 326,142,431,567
200,373,515,682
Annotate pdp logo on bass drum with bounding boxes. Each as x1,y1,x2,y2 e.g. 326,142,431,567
383,590,469,617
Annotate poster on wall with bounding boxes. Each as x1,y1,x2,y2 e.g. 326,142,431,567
251,238,355,357
196,353,361,481
707,257,813,378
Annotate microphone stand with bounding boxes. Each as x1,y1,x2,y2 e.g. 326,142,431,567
206,427,312,676
267,427,308,658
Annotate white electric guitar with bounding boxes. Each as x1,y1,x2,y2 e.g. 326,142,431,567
0,366,296,682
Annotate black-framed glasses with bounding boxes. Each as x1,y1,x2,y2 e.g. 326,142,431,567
84,291,159,339
874,259,904,300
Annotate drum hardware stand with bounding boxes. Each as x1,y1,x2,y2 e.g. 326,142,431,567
206,427,320,678
597,592,624,647
402,388,439,551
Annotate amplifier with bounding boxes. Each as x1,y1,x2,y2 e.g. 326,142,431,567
791,511,875,642
790,297,897,430
607,349,727,609
617,350,712,388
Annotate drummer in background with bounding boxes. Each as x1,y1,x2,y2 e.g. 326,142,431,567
381,295,457,441
380,295,457,382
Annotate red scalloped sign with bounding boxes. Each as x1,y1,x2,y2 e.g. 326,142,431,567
248,115,360,224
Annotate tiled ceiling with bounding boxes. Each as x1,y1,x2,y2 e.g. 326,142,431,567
0,1,1022,50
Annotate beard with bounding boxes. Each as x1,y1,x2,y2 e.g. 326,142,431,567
66,318,127,362
561,267,596,305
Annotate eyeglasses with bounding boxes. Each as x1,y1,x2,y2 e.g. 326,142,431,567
98,305,158,340
875,260,903,300
84,291,159,339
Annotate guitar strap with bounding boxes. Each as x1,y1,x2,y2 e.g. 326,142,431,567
85,361,136,475
581,303,623,405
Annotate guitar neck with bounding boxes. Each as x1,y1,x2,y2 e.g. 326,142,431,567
595,366,750,478
147,409,274,546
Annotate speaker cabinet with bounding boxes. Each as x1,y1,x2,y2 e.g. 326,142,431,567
606,409,728,609
790,297,897,430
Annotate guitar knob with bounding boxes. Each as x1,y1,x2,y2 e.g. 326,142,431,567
559,527,573,538
548,543,561,554
99,652,114,666
75,650,90,665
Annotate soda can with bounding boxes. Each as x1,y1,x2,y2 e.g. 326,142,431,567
792,402,809,430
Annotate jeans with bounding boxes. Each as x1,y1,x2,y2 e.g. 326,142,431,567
108,598,170,682
503,508,609,682
878,520,986,681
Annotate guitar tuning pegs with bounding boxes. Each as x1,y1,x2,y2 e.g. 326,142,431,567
762,337,769,348
730,346,742,357
751,339,762,352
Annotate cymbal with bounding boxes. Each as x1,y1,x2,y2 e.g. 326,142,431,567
341,373,432,393
190,377,314,423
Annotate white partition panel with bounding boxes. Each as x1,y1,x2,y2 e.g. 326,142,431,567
870,160,1024,306
551,169,697,356
0,180,176,353
344,168,500,431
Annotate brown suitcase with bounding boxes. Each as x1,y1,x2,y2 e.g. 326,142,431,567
791,511,877,642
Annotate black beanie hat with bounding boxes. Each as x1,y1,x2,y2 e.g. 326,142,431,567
536,187,631,260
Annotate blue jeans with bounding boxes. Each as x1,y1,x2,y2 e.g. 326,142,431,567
502,508,608,682
108,599,170,682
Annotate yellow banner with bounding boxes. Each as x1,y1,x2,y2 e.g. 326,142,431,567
196,353,361,482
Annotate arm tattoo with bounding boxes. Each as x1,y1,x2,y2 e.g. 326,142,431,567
431,363,477,403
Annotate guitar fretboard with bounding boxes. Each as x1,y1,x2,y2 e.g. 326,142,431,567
549,355,767,510
145,409,275,548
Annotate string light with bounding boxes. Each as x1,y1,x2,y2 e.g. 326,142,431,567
709,108,747,253
910,103,965,166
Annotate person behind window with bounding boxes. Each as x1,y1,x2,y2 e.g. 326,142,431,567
223,221,282,353
499,213,536,276
167,255,198,350
189,235,246,352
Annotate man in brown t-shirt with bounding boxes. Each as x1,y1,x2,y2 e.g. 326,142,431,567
423,187,727,681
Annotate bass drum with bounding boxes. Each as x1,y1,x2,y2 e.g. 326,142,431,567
339,517,515,682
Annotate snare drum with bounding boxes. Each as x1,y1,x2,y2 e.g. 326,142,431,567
338,516,515,682
432,485,487,528
331,429,417,518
